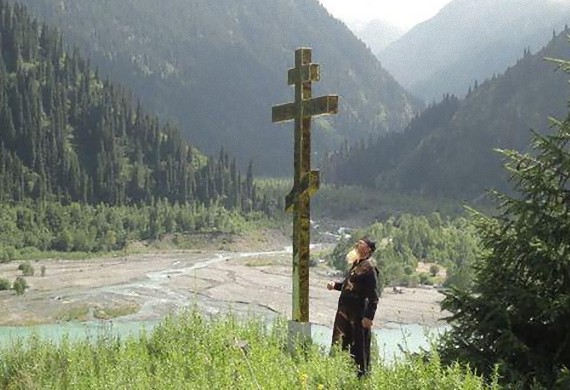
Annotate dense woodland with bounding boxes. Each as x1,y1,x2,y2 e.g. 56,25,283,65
0,1,257,210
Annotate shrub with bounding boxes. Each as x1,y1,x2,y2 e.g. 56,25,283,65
52,229,73,252
419,272,431,285
0,246,17,263
429,264,440,277
18,261,35,276
401,273,420,287
0,278,11,290
13,276,27,295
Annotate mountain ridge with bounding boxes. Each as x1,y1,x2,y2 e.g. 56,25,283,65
326,29,570,200
378,0,570,102
17,0,422,176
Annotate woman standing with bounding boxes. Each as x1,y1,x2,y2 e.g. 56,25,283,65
327,238,380,377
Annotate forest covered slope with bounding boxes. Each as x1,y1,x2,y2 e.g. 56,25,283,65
17,0,422,175
0,1,257,210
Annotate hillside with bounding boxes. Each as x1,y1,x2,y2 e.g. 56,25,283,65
325,29,570,201
17,0,422,176
378,0,570,102
0,1,256,209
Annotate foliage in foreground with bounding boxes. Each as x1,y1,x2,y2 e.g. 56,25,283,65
439,61,570,388
0,311,495,389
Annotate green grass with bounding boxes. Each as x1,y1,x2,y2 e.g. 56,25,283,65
244,257,278,267
93,303,140,320
54,304,91,322
0,311,498,389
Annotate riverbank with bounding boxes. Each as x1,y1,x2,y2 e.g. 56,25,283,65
0,245,447,328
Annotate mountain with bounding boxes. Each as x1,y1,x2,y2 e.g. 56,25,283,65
16,0,422,176
351,19,404,53
325,29,570,201
0,1,257,209
377,0,570,102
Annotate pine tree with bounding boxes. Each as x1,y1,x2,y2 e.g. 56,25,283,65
439,58,570,388
0,0,264,211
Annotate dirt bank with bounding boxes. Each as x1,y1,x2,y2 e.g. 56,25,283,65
0,245,448,328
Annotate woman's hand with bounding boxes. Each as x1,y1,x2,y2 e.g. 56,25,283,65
361,317,373,329
326,281,336,290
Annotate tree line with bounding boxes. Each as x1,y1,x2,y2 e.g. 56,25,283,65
0,200,265,261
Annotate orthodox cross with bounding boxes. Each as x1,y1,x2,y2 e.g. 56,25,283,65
272,48,338,323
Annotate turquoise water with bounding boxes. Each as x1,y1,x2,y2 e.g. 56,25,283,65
0,320,446,362
0,320,159,348
312,322,447,362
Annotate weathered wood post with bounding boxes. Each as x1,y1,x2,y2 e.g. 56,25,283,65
272,48,338,345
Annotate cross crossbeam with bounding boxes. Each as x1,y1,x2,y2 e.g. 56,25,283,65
272,95,339,123
272,48,338,323
288,63,320,85
285,170,320,212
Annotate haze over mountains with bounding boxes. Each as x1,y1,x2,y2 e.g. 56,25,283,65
18,0,421,176
377,0,570,102
326,28,570,201
350,19,404,53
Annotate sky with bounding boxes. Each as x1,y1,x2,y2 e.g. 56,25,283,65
318,0,454,30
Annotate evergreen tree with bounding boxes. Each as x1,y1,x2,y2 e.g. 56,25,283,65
0,1,263,212
439,58,570,388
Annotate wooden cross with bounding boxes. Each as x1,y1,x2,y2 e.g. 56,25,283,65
272,48,338,323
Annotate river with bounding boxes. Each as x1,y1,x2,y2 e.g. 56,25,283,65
0,318,447,363
0,242,448,361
